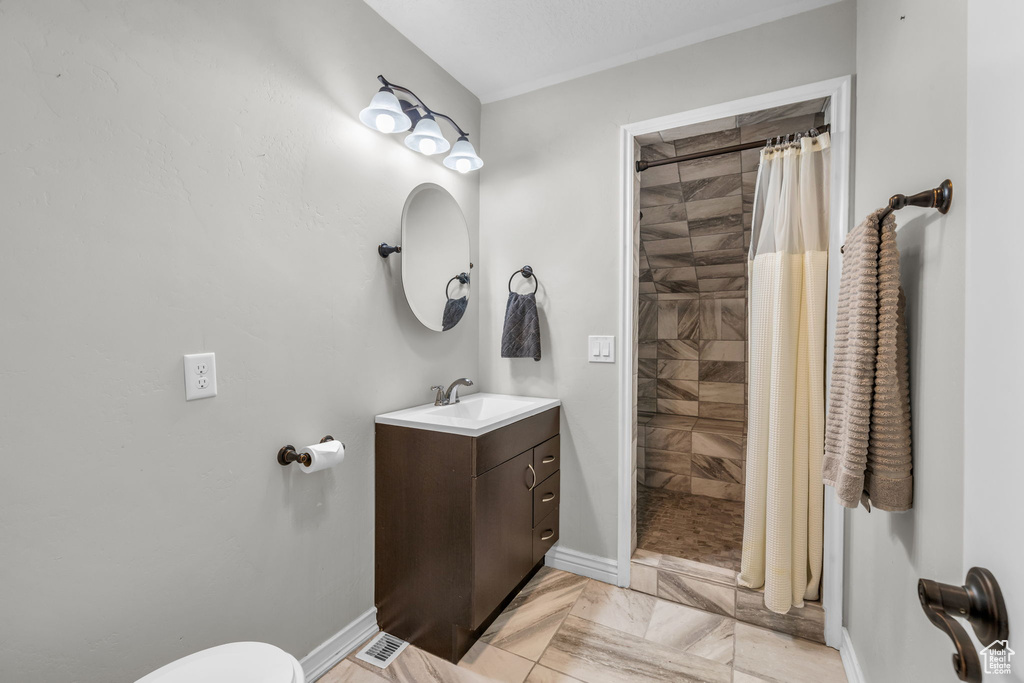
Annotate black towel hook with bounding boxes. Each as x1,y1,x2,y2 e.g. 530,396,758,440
508,265,539,294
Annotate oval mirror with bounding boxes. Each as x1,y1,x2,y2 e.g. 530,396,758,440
401,183,472,331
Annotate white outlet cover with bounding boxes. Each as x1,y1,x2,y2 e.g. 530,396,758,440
183,352,217,400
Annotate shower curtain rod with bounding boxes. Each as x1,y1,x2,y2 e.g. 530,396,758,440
635,124,831,173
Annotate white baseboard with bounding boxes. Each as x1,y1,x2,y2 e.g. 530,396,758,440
300,606,379,683
545,545,618,584
840,627,867,683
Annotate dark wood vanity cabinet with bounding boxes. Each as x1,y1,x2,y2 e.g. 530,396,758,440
375,407,560,663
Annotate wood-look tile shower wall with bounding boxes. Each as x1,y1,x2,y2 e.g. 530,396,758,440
635,100,826,500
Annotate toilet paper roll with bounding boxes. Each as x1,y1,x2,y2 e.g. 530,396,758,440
297,440,345,473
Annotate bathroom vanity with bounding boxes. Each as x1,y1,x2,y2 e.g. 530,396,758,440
375,394,561,663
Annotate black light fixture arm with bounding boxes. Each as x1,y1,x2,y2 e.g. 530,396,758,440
377,75,470,139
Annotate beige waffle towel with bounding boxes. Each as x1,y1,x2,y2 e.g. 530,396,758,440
822,209,913,511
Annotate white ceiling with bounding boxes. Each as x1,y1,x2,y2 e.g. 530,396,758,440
363,0,841,103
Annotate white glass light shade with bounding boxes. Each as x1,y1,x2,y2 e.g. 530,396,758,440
359,88,411,133
404,116,450,155
443,137,484,173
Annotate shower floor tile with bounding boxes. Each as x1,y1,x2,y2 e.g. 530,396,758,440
636,485,744,571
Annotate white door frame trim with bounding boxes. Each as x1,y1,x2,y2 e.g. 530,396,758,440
616,75,853,649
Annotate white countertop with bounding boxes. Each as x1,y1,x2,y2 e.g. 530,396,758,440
375,392,561,437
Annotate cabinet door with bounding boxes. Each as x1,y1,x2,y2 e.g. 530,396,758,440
469,448,534,628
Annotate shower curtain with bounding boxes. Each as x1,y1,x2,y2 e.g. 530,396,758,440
739,132,830,614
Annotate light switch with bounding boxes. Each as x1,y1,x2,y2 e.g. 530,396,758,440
588,335,615,363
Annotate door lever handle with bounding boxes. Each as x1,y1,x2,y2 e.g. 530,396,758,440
918,567,1009,682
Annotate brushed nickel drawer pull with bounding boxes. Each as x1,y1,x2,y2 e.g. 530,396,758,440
541,530,554,540
542,455,555,463
542,492,555,502
526,464,537,490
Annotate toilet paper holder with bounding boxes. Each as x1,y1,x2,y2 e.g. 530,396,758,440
278,436,336,467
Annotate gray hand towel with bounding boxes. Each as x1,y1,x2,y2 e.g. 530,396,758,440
442,296,468,331
501,292,541,361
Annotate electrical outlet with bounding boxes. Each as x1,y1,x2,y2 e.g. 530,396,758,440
184,352,217,400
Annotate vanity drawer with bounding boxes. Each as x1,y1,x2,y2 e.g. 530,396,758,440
474,408,559,476
533,471,559,525
533,435,560,483
533,508,559,565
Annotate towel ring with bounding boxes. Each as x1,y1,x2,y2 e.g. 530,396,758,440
446,272,470,300
508,265,539,294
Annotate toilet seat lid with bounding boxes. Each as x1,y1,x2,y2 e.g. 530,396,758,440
136,642,302,683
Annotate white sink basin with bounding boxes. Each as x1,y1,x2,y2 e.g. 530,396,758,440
376,392,560,437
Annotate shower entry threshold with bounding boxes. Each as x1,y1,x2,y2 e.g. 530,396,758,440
629,550,825,644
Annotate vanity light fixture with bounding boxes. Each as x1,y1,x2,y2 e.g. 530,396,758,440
359,75,483,172
405,115,450,156
443,137,484,173
358,86,412,134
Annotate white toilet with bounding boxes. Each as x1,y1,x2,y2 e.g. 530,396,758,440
136,642,304,683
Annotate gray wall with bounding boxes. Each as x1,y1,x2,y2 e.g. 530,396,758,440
845,1,968,681
965,1,1024,670
478,1,856,562
0,1,480,680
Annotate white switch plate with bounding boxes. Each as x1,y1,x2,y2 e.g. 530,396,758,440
588,335,615,363
183,352,217,401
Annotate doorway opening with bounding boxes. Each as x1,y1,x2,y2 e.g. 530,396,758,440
636,98,828,571
618,77,852,649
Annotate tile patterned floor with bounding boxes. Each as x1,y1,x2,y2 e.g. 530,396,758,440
326,566,846,683
636,485,745,570
630,549,826,644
